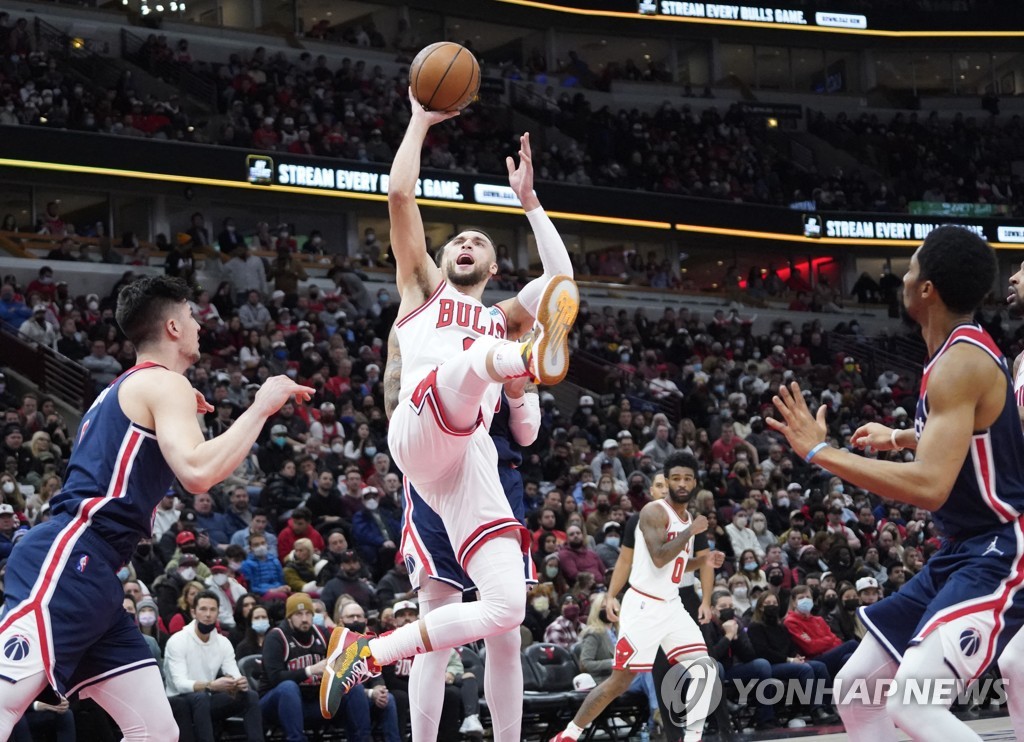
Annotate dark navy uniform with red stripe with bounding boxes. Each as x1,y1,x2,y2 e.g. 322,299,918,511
0,363,171,696
860,325,1024,681
401,393,536,592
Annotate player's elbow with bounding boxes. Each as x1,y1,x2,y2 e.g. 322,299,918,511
388,189,415,208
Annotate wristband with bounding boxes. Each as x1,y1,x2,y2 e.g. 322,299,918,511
890,428,903,451
805,442,828,463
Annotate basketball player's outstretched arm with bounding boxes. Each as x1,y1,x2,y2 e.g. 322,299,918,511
388,89,456,299
638,504,708,569
770,343,1001,510
498,132,575,338
136,372,313,494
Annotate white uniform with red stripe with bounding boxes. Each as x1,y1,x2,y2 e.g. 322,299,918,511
388,281,528,576
613,499,706,671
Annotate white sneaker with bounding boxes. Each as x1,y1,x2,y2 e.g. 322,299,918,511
459,713,484,735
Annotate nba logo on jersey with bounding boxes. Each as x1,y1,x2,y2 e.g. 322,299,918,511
3,634,31,662
959,627,982,657
76,555,90,573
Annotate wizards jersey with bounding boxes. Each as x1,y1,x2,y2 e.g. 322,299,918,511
49,362,175,562
916,324,1024,538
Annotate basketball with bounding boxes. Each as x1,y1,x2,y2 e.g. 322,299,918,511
409,42,480,112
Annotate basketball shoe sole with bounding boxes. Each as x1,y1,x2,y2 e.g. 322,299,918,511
522,274,578,386
319,627,380,719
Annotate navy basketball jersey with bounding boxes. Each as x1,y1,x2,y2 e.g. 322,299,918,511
49,362,175,561
916,324,1024,537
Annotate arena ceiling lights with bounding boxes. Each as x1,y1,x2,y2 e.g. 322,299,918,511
494,0,1024,37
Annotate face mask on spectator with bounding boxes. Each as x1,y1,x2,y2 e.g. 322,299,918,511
776,497,789,509
733,587,748,599
196,620,216,635
312,613,326,627
604,536,620,549
252,545,269,558
823,596,839,610
743,561,758,572
286,369,298,379
364,446,377,457
562,605,580,621
138,611,157,627
251,619,270,634
273,436,287,447
2,481,14,494
274,349,288,360
364,498,379,511
763,605,779,622
331,443,344,454
796,597,814,614
735,516,748,528
718,608,735,623
212,573,229,587
179,567,196,581
344,620,366,633
229,560,243,571
531,596,550,613
88,300,98,311
843,598,859,611
768,573,784,586
117,567,130,582
545,566,558,579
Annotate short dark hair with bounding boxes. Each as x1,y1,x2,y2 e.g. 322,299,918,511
663,452,700,478
292,507,312,523
115,275,191,347
916,226,995,314
192,589,220,610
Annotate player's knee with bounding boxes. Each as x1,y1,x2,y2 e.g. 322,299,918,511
135,710,179,742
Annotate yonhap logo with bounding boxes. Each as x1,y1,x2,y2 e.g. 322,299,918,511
247,155,274,185
659,656,722,727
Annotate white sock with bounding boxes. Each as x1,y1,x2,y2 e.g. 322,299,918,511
489,341,528,379
368,621,426,665
563,721,585,739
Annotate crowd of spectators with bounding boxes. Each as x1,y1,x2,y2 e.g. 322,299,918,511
1,231,1020,738
808,110,1024,216
5,11,1022,219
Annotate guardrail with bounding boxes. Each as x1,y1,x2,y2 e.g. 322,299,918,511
0,324,94,411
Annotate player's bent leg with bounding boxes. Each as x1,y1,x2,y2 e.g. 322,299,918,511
410,580,463,742
0,673,48,740
885,633,983,742
482,628,523,742
833,633,900,741
80,663,178,742
997,634,1024,740
323,536,524,718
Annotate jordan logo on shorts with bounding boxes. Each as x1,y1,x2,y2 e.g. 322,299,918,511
983,537,1005,557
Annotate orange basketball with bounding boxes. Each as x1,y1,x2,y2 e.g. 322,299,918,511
409,42,480,113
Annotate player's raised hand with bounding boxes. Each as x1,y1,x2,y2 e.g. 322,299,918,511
194,389,214,414
850,422,899,451
252,376,315,416
407,87,460,126
506,132,535,200
766,382,828,460
708,550,726,569
690,514,709,535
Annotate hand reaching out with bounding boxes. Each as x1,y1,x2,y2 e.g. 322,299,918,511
407,88,460,126
194,390,213,414
766,382,828,460
850,422,899,451
506,132,537,207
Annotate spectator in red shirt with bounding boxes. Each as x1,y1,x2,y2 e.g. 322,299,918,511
557,524,606,587
710,426,758,468
252,116,280,150
531,507,567,551
783,585,858,678
783,338,810,370
276,507,324,561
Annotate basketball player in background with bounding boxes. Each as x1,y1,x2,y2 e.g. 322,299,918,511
0,275,311,739
603,472,725,742
991,258,1024,739
553,453,718,742
385,324,540,742
321,93,578,718
772,226,1024,741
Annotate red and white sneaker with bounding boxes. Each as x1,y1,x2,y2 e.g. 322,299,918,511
521,275,579,386
319,627,381,719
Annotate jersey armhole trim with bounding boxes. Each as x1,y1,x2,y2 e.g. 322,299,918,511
395,281,446,328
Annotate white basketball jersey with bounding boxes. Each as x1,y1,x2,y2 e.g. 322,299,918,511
630,499,694,601
394,280,507,424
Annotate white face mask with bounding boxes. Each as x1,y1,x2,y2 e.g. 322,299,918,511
179,567,196,581
212,573,229,586
331,443,344,454
138,612,157,627
363,498,378,511
2,481,14,494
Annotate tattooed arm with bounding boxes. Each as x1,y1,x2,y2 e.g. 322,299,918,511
384,327,402,420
